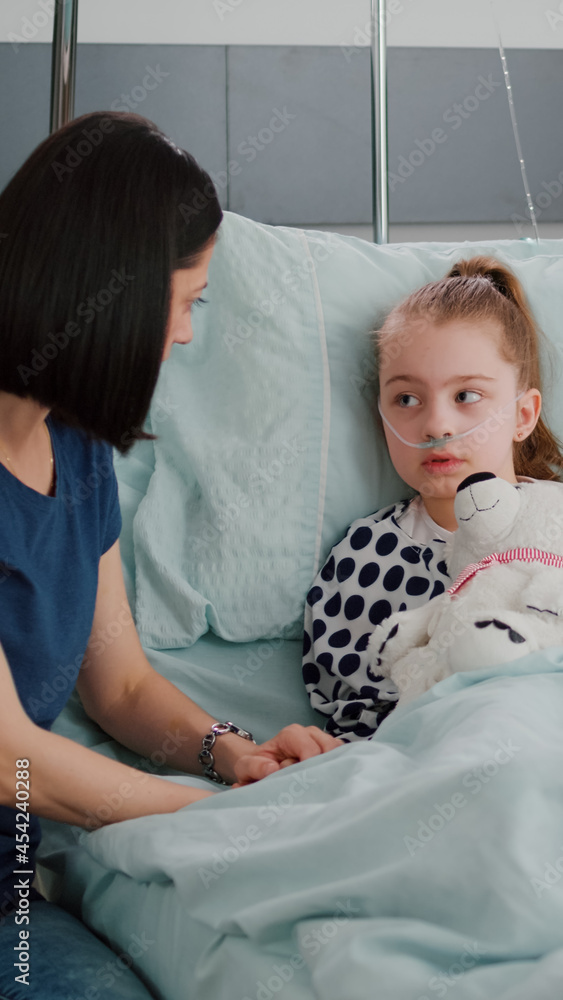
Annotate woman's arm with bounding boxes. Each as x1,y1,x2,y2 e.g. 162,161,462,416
0,640,213,830
76,540,341,787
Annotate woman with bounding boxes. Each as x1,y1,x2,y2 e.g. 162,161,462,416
0,112,341,999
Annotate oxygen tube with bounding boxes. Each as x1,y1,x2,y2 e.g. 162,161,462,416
377,392,526,450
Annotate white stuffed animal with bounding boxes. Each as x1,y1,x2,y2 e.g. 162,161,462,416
367,472,563,706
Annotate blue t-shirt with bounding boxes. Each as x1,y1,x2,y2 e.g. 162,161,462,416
0,413,122,917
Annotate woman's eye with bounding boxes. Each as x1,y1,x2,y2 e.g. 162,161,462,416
456,390,481,403
397,394,419,408
185,297,208,312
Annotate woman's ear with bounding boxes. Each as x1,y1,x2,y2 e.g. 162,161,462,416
515,388,541,441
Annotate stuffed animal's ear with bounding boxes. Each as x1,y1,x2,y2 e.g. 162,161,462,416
368,617,400,661
368,603,437,665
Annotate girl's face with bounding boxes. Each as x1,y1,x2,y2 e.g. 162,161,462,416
378,318,540,527
161,241,215,361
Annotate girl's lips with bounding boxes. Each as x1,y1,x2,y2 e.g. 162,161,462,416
421,454,464,475
424,451,456,462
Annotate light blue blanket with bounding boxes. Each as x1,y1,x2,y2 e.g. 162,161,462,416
77,651,563,1000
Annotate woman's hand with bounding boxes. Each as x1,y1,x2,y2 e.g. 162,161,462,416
232,724,344,787
76,542,342,793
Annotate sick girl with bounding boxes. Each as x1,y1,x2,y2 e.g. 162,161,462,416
302,256,563,741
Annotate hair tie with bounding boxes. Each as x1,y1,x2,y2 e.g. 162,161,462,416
485,273,509,297
450,269,508,298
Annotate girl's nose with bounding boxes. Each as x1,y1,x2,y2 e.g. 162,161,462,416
423,401,455,442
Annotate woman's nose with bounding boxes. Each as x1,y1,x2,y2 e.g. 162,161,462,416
177,318,193,345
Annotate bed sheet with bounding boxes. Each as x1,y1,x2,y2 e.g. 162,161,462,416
38,633,321,995
39,649,563,1000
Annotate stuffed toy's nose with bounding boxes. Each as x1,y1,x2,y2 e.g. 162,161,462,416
456,471,497,493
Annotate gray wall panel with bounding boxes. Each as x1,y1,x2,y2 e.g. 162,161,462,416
74,44,228,208
0,42,561,225
226,45,372,225
0,43,228,205
388,48,563,225
497,49,563,228
226,46,563,226
0,42,52,191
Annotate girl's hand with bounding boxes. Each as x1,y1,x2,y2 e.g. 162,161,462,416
232,724,344,787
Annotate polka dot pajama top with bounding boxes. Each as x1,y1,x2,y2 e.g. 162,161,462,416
302,496,452,741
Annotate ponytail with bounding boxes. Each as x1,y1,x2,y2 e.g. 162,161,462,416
447,256,534,324
445,257,563,481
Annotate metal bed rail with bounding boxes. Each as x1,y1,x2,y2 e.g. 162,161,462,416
49,1,391,244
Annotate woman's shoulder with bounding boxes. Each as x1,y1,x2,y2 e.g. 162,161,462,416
49,414,116,512
49,413,114,467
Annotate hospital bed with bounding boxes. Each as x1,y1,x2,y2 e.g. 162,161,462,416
38,210,563,999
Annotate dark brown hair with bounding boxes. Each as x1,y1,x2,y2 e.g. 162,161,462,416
0,111,223,453
376,255,563,481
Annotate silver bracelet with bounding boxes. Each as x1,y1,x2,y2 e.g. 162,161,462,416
198,721,256,785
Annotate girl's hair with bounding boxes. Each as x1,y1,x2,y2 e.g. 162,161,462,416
0,111,223,453
376,255,563,481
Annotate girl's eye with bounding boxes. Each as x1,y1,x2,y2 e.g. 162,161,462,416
456,390,481,403
396,393,419,408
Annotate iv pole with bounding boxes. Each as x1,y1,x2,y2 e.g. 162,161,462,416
369,0,536,244
50,0,79,133
371,0,388,244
